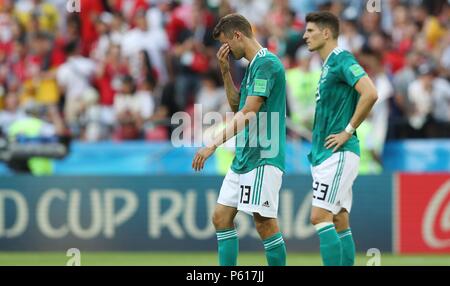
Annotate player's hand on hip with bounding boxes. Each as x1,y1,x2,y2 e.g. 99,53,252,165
325,131,352,152
217,44,231,73
192,146,217,172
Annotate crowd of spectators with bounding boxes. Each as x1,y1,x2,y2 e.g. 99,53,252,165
0,0,448,149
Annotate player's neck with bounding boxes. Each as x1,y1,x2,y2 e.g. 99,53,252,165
319,42,338,62
244,38,264,63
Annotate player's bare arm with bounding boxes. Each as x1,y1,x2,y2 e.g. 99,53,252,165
217,43,240,112
325,76,378,152
192,96,264,171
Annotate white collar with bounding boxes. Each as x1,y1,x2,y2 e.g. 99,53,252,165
323,47,339,67
248,47,266,69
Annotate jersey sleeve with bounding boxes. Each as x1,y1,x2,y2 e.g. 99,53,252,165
339,52,367,87
248,60,277,98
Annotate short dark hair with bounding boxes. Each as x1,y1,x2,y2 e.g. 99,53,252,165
213,13,253,40
64,40,79,55
305,11,340,39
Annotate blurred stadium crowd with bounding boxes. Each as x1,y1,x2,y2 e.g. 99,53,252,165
0,0,448,148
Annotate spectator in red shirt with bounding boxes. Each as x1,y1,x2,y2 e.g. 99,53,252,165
108,0,148,27
95,44,129,107
79,0,104,56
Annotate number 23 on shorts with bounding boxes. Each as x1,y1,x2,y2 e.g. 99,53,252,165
313,181,329,201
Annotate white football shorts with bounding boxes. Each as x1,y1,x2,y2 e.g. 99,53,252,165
310,151,360,215
217,165,283,218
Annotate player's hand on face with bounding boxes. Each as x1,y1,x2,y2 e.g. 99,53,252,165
217,44,231,73
325,131,352,152
192,146,217,172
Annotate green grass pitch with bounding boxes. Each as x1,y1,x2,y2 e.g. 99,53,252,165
0,252,449,266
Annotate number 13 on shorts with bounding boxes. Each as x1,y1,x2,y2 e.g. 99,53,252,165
217,165,283,218
240,185,251,204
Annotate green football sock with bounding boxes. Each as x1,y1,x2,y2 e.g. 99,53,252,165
338,228,355,266
263,232,286,266
316,223,342,266
216,228,238,266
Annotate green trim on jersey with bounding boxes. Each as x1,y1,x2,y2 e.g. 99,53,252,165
308,48,366,167
231,48,286,174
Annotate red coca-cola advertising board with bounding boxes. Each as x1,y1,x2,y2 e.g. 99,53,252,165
396,174,450,253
